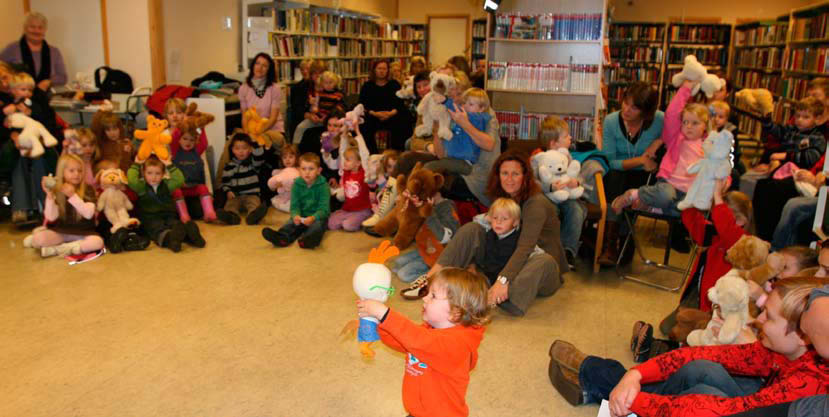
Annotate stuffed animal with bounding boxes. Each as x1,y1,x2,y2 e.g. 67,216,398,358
735,88,774,116
700,74,725,99
686,274,754,346
134,115,172,162
415,72,456,140
366,154,385,185
268,167,300,211
62,129,83,156
531,149,584,203
180,102,215,132
341,240,400,359
242,108,271,148
96,168,140,233
370,163,443,250
671,55,707,96
321,131,339,154
7,112,58,158
395,75,415,99
342,104,365,131
677,129,734,211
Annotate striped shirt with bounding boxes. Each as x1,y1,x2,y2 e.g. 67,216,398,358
221,146,265,196
310,88,345,119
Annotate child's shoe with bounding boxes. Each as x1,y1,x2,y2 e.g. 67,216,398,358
361,213,381,228
548,350,585,406
401,274,429,300
164,223,187,252
175,199,191,223
631,321,654,363
184,221,206,248
549,340,587,374
123,231,151,252
109,228,128,253
40,241,83,258
200,195,218,222
216,209,241,225
611,189,638,214
246,204,268,225
262,227,290,247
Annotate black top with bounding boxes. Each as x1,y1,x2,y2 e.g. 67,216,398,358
359,79,404,113
478,229,521,285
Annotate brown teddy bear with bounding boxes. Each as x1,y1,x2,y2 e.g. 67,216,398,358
370,163,443,250
181,102,215,133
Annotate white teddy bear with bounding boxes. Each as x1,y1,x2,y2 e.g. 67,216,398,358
677,129,734,211
395,75,415,100
686,274,754,346
8,112,58,158
672,55,707,96
531,149,584,203
415,72,456,140
700,74,726,99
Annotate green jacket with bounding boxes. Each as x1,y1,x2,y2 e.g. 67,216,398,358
127,163,185,219
289,175,330,221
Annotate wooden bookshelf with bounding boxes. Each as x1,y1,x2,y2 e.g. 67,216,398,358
472,18,487,70
605,21,668,112
661,22,732,109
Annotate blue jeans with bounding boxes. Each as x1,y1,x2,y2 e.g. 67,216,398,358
556,199,587,254
392,250,430,283
772,196,817,250
579,357,765,404
11,156,47,212
638,180,686,217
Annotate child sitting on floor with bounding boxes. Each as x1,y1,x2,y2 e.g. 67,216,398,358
424,87,492,176
328,127,372,232
67,128,100,188
217,133,268,225
391,190,459,283
171,124,217,223
91,110,133,174
267,143,300,212
357,267,491,417
261,152,330,249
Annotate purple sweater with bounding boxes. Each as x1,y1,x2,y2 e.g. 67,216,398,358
0,41,67,87
238,83,284,133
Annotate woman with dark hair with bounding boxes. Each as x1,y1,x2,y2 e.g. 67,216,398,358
400,150,569,317
359,60,410,152
598,82,665,265
447,55,471,76
0,12,67,91
238,52,285,151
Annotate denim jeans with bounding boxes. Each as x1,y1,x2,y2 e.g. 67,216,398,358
392,250,430,283
556,199,587,254
276,218,327,248
772,196,817,250
638,179,686,217
11,156,47,212
579,357,765,404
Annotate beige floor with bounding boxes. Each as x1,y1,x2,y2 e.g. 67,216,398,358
1,210,685,417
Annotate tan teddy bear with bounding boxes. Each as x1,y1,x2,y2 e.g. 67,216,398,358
686,274,755,346
736,88,774,116
135,115,172,162
96,168,140,233
243,108,271,148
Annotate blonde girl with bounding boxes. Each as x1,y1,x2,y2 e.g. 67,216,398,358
328,126,372,232
31,154,103,257
267,143,300,212
73,128,100,187
292,70,344,145
163,98,187,131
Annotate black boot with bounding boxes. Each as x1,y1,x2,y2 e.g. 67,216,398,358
123,231,151,251
216,209,241,225
184,221,206,248
109,228,128,253
164,223,187,252
262,227,290,247
246,204,268,225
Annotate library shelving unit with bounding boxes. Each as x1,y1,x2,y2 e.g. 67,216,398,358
472,18,487,72
783,2,829,113
605,21,668,113
484,0,607,151
661,22,732,109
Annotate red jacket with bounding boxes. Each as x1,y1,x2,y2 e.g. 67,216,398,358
379,309,485,417
631,342,829,417
682,203,747,311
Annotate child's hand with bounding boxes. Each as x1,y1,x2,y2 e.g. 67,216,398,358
328,178,338,189
227,191,235,200
448,104,470,127
293,215,302,225
641,156,658,172
713,178,727,204
3,104,15,115
302,216,315,226
817,172,826,187
60,183,76,198
752,163,769,173
553,180,568,191
770,152,787,161
567,178,579,188
123,143,133,154
794,169,815,183
357,299,389,320
681,79,699,90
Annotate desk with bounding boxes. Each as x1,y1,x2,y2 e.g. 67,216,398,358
50,93,131,126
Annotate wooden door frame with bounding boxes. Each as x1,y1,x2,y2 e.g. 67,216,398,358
148,0,166,88
426,14,471,65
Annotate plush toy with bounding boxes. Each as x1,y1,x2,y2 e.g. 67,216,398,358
134,115,171,162
342,103,365,131
686,274,754,346
180,102,215,132
267,167,300,211
321,131,339,154
341,240,400,359
415,72,456,140
366,154,384,185
671,55,707,96
395,75,415,100
677,129,734,211
242,108,271,148
62,129,83,156
95,168,140,233
735,88,774,116
531,149,584,203
700,74,726,99
7,112,58,158
370,163,443,250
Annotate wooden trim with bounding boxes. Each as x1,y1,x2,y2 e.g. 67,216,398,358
22,0,30,13
100,0,110,66
426,14,471,65
147,0,166,89
668,16,723,24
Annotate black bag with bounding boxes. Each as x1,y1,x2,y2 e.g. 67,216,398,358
95,66,134,94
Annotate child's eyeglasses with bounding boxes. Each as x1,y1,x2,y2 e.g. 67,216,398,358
369,285,395,296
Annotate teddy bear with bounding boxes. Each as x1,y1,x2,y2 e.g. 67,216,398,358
531,149,584,203
672,55,707,96
735,88,774,116
7,112,58,158
96,168,140,233
700,74,725,99
686,274,754,346
415,72,456,140
395,75,415,100
62,129,83,157
342,104,365,131
677,129,734,211
181,102,215,132
134,115,171,162
267,166,300,212
242,108,271,148
369,162,443,250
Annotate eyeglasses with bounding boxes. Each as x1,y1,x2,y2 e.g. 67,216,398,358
369,285,395,296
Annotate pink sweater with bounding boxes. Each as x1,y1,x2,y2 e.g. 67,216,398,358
44,194,96,221
238,83,285,133
656,85,705,192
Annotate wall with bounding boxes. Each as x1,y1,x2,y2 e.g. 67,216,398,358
0,1,25,47
30,0,105,83
107,0,153,89
397,0,485,24
610,0,815,23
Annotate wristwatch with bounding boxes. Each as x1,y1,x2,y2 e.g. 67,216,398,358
497,275,509,285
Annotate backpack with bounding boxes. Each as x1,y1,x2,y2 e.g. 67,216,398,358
94,66,134,95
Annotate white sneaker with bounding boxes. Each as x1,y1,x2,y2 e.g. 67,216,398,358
401,274,429,300
362,214,381,227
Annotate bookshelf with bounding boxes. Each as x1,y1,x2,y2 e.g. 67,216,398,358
605,21,668,113
484,0,607,149
661,22,732,109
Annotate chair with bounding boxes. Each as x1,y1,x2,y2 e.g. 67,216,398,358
583,172,607,273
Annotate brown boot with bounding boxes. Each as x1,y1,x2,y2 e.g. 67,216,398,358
549,340,587,373
598,220,619,266
548,358,585,406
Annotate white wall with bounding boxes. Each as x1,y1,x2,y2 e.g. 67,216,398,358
0,1,25,48
106,0,153,89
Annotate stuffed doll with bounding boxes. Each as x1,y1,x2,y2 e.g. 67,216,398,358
341,240,400,359
341,103,365,131
7,112,58,158
370,163,444,250
700,74,726,99
96,168,140,233
395,75,415,100
736,88,774,116
415,72,456,140
677,129,734,211
134,115,172,162
268,166,300,212
62,129,83,156
686,274,754,346
242,107,271,148
531,149,584,203
672,55,707,96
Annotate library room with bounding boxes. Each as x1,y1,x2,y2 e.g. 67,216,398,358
2,0,829,416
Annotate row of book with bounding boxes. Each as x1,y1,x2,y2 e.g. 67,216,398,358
667,47,728,66
783,47,829,74
604,65,661,84
669,25,730,44
734,100,791,137
492,13,602,41
398,25,425,41
472,41,486,56
735,70,783,95
487,61,599,93
610,46,663,63
734,47,783,69
780,76,815,100
473,21,487,38
331,59,372,78
609,25,665,42
274,9,397,39
495,111,594,142
792,13,829,42
735,23,788,46
276,61,296,83
272,36,412,58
